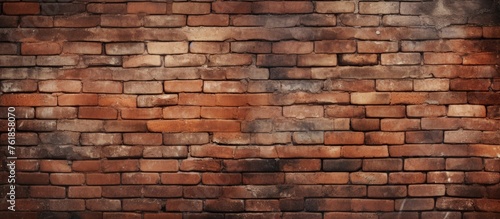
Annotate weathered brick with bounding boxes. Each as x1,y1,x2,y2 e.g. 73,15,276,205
448,105,486,117
138,94,177,107
340,14,380,27
253,2,313,14
350,172,388,185
172,3,210,15
127,2,167,14
315,2,355,13
381,53,421,65
339,54,378,66
315,40,356,53
144,15,186,27
87,3,126,14
231,41,272,53
147,42,188,55
359,2,399,14
22,42,61,55
123,55,161,68
358,41,399,53
3,2,40,15
101,15,142,27
37,55,79,66
165,54,206,67
188,14,229,27
414,79,449,91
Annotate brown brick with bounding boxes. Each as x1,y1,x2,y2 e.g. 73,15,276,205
39,80,81,93
381,119,420,131
166,199,203,212
163,106,200,119
106,43,144,55
256,54,296,67
315,2,355,13
407,105,446,117
465,172,500,184
351,199,394,212
448,105,486,117
325,132,364,145
406,131,443,144
298,54,338,67
436,197,475,211
161,173,201,185
414,79,449,91
273,41,313,54
242,173,284,185
188,14,229,26
444,130,482,143
450,79,491,91
121,108,162,120
0,56,35,67
144,15,186,27
340,14,380,27
37,55,79,66
424,53,462,64
395,198,434,211
326,105,365,118
408,184,446,196
360,2,399,14
3,2,40,15
59,94,98,106
368,185,407,198
388,172,426,184
363,159,402,171
40,160,71,173
139,159,178,172
86,199,121,211
20,16,52,27
208,54,252,67
122,173,160,185
123,133,162,146
315,40,356,53
427,171,465,184
1,80,37,93
339,54,378,66
83,56,121,66
405,158,445,171
350,172,387,185
72,161,100,172
172,3,210,15
351,119,380,131
30,186,66,198
253,1,313,14
231,41,271,53
22,42,61,55
365,132,405,145
342,146,389,158
165,54,206,67
102,160,139,172
123,55,161,68
101,15,142,27
147,42,188,55
86,173,120,185
79,107,117,119
127,2,167,14
50,173,85,185
63,42,102,54
358,41,398,53
351,92,390,105
180,159,221,172
286,173,349,184
381,53,421,65
68,186,101,198
138,94,177,107
88,3,127,14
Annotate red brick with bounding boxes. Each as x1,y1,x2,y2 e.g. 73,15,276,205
407,105,446,117
20,16,52,27
465,172,500,184
121,108,162,120
3,2,40,15
396,198,435,211
358,41,398,53
485,159,500,172
161,173,201,185
351,199,394,212
88,3,126,14
78,107,117,120
315,1,355,13
408,184,446,196
272,41,313,54
350,172,387,185
326,105,365,118
201,107,238,119
450,79,491,91
202,173,241,185
427,171,465,184
342,146,389,158
208,54,253,67
286,173,349,185
388,172,426,184
137,94,177,107
448,105,486,117
127,2,167,14
365,132,404,145
359,2,399,14
1,94,56,106
297,54,338,67
72,161,100,172
253,1,313,14
30,186,66,198
212,1,251,14
86,199,121,211
86,173,120,185
123,133,162,146
381,53,421,65
143,185,182,198
22,42,61,55
166,199,203,212
339,54,378,66
1,80,37,93
368,185,407,198
102,160,139,172
50,173,85,185
139,159,178,172
325,132,364,145
62,42,101,54
148,120,240,132
101,15,142,27
172,3,210,15
315,40,356,53
122,173,160,185
68,186,101,198
436,197,475,211
446,158,483,171
84,56,121,66
143,146,188,158
469,92,500,105
180,159,221,172
80,133,121,146
40,160,71,173
49,199,85,211
188,14,229,27
103,213,141,219
390,92,428,104
424,53,462,64
144,15,185,27
59,94,98,106
405,158,445,171
163,106,200,119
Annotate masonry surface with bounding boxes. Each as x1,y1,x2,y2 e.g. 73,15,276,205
0,0,499,218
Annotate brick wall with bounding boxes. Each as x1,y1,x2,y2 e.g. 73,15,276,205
0,0,499,218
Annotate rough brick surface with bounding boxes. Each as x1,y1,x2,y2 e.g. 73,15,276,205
1,0,498,217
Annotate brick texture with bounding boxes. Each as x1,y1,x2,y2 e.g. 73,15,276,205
0,0,498,217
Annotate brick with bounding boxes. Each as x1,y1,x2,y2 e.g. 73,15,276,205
363,159,402,171
72,161,101,172
165,54,206,67
273,41,313,54
15,160,39,171
63,42,102,54
17,172,49,185
241,173,284,185
450,79,491,91
245,200,279,212
54,15,100,27
286,173,349,185
292,132,324,145
253,2,313,14
49,199,85,211
465,172,500,184
208,54,252,66
342,146,389,158
447,185,487,198
256,54,296,67
106,43,144,55
315,40,356,53
1,80,37,93
190,42,229,54
144,15,186,27
124,81,163,94
388,172,426,184
359,2,399,14
448,105,486,117
440,26,482,39
0,16,18,27
315,2,355,13
358,41,399,53
406,131,443,144
188,14,229,26
163,106,200,119
161,173,201,185
127,2,167,14
20,16,52,27
323,159,361,172
86,173,120,185
122,133,162,146
40,160,71,173
469,92,500,105
202,173,242,185
144,186,182,198
414,79,449,91
427,92,467,104
350,172,387,185
172,3,210,15
50,173,85,185
381,119,420,131
405,158,445,171
339,14,380,27
351,92,390,105
427,172,465,184
86,199,121,211
138,94,177,107
147,42,188,55
351,199,394,212
101,15,142,27
22,42,61,55
30,186,66,198
485,159,500,172
339,54,378,66
180,159,221,172
326,105,365,118
40,131,79,145
396,198,434,211
201,107,239,119
83,56,122,66
298,54,338,67
325,132,364,145
407,105,446,117
3,2,40,15
279,159,321,172
408,184,446,196
82,81,122,94
39,80,81,93
365,132,405,145
102,160,139,172
87,3,126,14
382,15,422,26
368,185,407,198
102,186,142,198
0,56,33,67
103,146,142,158
366,106,405,118
37,55,79,66
143,146,187,158
58,94,98,106
121,108,161,119
123,55,161,68
41,3,85,15
213,132,251,145
68,186,102,198
0,43,17,55
122,173,160,185
231,41,271,53
381,53,421,65
424,53,462,64
436,197,475,211
444,130,482,143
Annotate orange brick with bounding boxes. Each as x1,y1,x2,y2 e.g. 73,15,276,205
50,173,85,185
22,42,61,55
137,94,177,107
366,106,406,118
381,53,421,65
315,40,356,53
283,105,323,119
407,105,447,117
339,54,378,66
172,2,210,15
148,120,240,132
163,106,200,119
325,132,364,145
99,94,137,108
414,79,449,91
3,2,40,15
122,108,162,119
351,92,390,105
62,42,102,54
365,132,405,145
190,42,229,54
381,119,420,131
188,14,229,26
298,54,338,67
147,42,188,55
123,55,161,68
448,105,486,117
124,81,163,94
59,94,98,106
273,41,313,54
79,107,117,119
